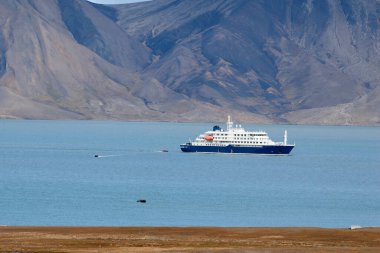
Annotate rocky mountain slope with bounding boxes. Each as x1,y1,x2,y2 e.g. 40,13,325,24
0,0,379,124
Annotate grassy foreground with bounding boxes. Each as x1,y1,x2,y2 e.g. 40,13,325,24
1,226,380,252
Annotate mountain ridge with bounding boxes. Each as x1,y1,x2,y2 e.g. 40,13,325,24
0,0,379,125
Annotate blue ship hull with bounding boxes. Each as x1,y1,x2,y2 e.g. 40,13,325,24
180,144,294,155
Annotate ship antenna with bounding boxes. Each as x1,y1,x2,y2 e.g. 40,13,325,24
227,115,233,131
284,130,287,145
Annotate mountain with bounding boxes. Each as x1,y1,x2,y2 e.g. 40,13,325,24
0,0,379,125
0,0,229,122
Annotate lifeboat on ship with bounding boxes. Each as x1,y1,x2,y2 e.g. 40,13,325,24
204,135,214,141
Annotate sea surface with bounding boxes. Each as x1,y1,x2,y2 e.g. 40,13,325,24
0,120,379,228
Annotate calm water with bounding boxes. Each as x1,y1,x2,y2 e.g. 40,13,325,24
0,120,379,227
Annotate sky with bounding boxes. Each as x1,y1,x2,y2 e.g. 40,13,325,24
88,0,149,4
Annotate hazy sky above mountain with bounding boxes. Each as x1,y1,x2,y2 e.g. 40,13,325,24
88,0,148,4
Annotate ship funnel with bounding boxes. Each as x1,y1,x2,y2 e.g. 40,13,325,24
227,115,233,131
284,130,287,145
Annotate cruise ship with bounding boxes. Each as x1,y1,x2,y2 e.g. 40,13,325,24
180,116,295,154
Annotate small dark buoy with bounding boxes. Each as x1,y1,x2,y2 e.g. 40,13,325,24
137,199,146,203
94,154,99,158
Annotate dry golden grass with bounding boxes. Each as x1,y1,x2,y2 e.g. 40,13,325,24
1,226,380,252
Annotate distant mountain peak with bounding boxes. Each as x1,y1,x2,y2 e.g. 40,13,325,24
0,0,378,125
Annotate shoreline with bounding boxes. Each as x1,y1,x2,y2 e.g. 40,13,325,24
0,118,379,127
1,226,380,252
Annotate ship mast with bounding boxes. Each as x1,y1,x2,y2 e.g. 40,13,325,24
227,115,233,131
284,130,287,145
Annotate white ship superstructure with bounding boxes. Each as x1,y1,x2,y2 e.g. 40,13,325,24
180,116,294,154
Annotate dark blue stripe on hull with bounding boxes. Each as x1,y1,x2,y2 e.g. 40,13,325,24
180,144,294,155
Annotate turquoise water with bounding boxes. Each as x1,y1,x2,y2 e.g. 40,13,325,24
0,120,379,227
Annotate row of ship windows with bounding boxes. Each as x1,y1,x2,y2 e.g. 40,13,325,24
216,141,264,144
237,134,266,137
214,133,266,137
214,137,265,140
196,139,265,144
202,142,264,146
